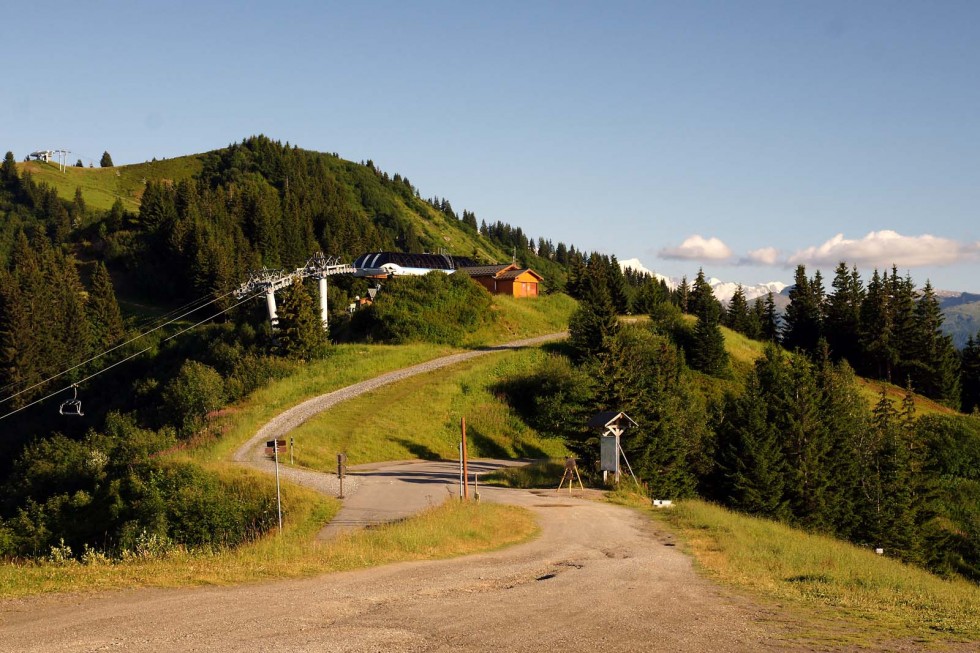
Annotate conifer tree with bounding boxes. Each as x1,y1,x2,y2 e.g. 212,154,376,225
724,285,751,335
908,281,961,406
860,269,897,381
825,262,864,363
783,265,824,355
688,270,728,377
276,278,327,360
817,359,867,538
761,291,780,341
1,151,18,189
87,262,125,353
100,151,114,167
780,355,832,529
961,333,980,414
717,373,788,519
607,255,631,314
568,271,619,361
674,276,690,313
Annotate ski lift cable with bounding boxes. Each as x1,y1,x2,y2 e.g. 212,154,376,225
0,288,263,423
0,285,247,408
129,290,232,332
0,287,237,398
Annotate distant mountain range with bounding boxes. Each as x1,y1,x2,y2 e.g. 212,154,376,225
619,258,980,349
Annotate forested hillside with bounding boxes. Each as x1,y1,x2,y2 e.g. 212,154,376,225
500,257,980,581
2,137,978,585
0,137,639,560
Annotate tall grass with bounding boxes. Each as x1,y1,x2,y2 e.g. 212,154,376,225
650,499,980,644
286,348,568,468
0,483,535,598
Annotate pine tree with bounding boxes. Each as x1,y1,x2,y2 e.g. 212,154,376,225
276,278,327,360
87,262,125,353
780,355,832,529
859,390,921,562
1,151,18,189
568,272,619,361
826,262,864,364
607,255,631,314
761,291,780,341
817,359,867,538
718,374,788,519
100,151,114,167
783,265,824,356
674,276,690,313
908,280,961,406
961,332,980,413
860,269,897,381
688,270,728,377
725,285,751,334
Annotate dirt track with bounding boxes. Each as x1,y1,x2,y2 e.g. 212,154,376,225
0,336,797,651
0,480,783,652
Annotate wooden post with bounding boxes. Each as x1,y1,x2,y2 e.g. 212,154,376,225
461,417,469,499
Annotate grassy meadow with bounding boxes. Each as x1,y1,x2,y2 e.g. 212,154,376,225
17,156,204,212
639,498,980,645
285,347,568,468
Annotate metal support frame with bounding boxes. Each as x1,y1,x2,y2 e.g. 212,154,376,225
234,252,355,331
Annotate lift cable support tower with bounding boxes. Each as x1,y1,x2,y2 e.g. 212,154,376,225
234,252,356,331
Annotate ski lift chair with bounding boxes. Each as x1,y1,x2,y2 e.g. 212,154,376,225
59,384,84,416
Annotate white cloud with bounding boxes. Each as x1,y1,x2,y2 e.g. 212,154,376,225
744,247,780,266
659,235,732,261
788,230,980,268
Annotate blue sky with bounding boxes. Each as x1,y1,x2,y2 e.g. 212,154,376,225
4,1,979,291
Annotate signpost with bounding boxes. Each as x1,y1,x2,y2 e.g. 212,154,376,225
267,439,285,533
337,453,347,499
587,412,639,487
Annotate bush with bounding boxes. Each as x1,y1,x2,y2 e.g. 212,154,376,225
353,272,494,346
162,360,225,435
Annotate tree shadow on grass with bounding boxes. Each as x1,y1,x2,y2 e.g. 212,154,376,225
467,428,513,460
392,438,441,461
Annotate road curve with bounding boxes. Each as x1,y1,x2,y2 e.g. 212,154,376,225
0,332,795,651
0,483,780,652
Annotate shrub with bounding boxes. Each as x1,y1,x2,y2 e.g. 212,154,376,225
162,360,225,436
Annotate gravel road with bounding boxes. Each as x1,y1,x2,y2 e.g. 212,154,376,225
0,333,807,651
0,481,785,652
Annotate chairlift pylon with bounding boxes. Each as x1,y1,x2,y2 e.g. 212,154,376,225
59,384,83,417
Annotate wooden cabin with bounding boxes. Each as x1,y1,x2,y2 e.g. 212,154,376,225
460,263,543,298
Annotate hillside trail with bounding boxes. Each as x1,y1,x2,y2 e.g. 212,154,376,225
1,333,815,651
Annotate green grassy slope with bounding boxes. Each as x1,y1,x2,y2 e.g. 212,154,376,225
17,156,203,212
647,498,980,646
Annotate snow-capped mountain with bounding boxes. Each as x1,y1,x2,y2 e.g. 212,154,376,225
618,258,678,289
618,258,785,303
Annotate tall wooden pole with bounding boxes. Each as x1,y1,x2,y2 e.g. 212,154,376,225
461,417,469,499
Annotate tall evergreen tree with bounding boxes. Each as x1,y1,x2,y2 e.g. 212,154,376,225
783,265,824,355
276,278,327,360
860,269,898,381
761,291,780,342
825,262,864,363
688,270,728,377
717,372,788,519
87,262,125,353
100,151,114,168
568,271,619,361
724,285,751,335
961,333,980,414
